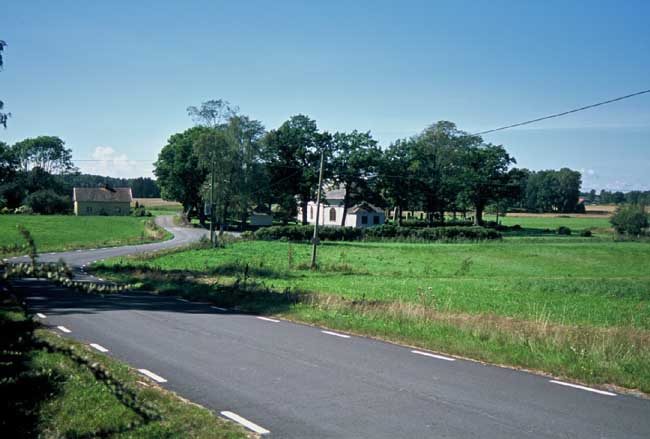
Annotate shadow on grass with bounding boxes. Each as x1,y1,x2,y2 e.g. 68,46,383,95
105,261,295,280
0,300,63,438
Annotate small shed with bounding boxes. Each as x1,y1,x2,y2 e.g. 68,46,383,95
73,186,132,216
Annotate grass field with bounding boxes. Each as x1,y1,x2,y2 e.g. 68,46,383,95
93,214,650,394
485,214,612,232
0,294,246,438
0,215,170,256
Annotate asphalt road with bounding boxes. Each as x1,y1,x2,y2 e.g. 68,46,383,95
8,217,650,438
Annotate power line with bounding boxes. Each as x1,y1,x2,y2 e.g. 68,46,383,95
473,89,650,135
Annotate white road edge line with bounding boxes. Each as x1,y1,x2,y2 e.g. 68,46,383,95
176,298,189,302
321,330,350,339
36,313,47,319
138,369,167,383
220,411,270,436
211,306,228,311
257,316,280,323
411,350,456,362
57,325,71,333
549,380,616,396
90,343,109,353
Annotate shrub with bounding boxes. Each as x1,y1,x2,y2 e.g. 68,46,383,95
556,226,572,236
253,225,363,241
610,204,649,236
579,229,593,237
0,181,25,209
25,190,71,214
251,224,501,242
400,219,473,228
365,225,501,241
132,206,152,217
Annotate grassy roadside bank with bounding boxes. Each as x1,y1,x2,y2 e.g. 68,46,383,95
0,216,172,257
0,291,248,438
92,238,650,395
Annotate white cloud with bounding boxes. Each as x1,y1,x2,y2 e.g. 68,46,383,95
78,147,153,178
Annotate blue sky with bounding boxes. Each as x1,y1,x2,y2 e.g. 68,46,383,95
1,0,648,190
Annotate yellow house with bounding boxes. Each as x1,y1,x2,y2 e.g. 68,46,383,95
73,186,132,216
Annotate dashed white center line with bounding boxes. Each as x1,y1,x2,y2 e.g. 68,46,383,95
90,343,109,353
220,411,270,436
176,298,189,303
57,325,71,333
138,369,167,383
321,330,350,339
411,350,456,362
36,313,47,319
211,306,228,311
549,380,616,396
257,316,280,323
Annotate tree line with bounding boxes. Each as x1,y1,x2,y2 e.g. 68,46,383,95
583,189,650,206
155,100,586,229
0,137,159,213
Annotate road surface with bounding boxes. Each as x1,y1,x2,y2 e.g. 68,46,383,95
7,217,650,438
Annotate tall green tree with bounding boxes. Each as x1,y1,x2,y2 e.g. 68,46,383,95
13,136,76,174
0,141,18,183
194,129,237,231
331,130,381,226
525,169,582,213
187,99,238,129
154,126,210,220
377,138,417,225
411,121,477,223
455,144,516,225
224,115,267,228
262,115,330,225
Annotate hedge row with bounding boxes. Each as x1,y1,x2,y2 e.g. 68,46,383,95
245,224,501,242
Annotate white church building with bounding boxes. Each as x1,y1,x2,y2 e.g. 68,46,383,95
298,188,385,228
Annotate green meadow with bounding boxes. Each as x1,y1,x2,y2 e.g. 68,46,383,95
0,215,170,256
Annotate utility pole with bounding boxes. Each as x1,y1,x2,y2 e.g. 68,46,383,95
210,154,217,247
310,149,325,269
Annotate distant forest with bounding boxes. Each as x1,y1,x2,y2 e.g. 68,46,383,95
59,174,160,198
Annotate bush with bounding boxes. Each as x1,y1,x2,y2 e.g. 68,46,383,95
610,204,649,236
556,226,572,235
364,225,501,241
132,206,152,217
399,219,474,228
253,225,363,242
579,229,593,237
0,182,25,209
251,224,501,242
25,190,71,214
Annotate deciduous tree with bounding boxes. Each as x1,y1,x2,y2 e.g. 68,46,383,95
331,130,381,226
